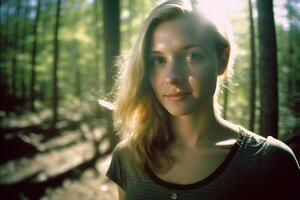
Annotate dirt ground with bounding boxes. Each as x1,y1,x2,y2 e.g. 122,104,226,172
0,108,119,200
41,156,118,200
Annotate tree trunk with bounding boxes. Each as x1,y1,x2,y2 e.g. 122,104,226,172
30,0,41,112
20,0,30,102
52,0,62,129
102,0,120,148
102,0,120,93
0,2,12,96
248,0,256,132
73,41,81,98
11,0,21,97
257,0,278,137
94,0,101,89
0,0,6,69
0,0,8,82
287,0,300,138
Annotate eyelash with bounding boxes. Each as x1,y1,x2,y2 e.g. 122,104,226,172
149,51,204,67
151,56,166,65
185,52,204,63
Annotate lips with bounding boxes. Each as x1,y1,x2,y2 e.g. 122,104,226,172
164,91,192,100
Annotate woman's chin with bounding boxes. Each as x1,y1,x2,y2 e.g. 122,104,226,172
166,108,192,117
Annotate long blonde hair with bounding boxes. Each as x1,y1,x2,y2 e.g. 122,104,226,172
113,0,235,174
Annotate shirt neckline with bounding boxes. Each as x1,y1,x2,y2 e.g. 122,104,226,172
146,130,246,190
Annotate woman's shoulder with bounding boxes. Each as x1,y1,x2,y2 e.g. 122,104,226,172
262,135,299,170
111,141,134,158
239,127,299,170
106,141,137,187
240,130,300,199
238,126,265,144
239,128,300,197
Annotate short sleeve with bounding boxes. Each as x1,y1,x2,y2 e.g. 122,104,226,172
106,147,127,190
259,136,300,199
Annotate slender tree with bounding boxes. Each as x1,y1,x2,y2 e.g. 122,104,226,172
0,0,5,56
286,2,294,100
0,1,12,96
52,0,62,129
94,0,101,89
73,40,81,98
0,0,8,75
102,0,120,148
248,0,256,132
0,0,4,86
11,0,21,97
30,0,41,111
287,0,300,136
20,0,30,102
102,0,120,93
257,0,278,137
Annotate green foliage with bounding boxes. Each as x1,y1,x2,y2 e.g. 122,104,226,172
1,0,299,139
218,1,252,130
120,0,156,52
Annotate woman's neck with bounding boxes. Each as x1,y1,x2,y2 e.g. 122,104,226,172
170,102,222,149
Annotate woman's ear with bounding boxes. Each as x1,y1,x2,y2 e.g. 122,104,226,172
217,48,229,75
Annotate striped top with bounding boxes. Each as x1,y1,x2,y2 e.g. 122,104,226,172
106,128,300,200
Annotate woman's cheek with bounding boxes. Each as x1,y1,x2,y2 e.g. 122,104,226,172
150,73,163,96
188,75,200,97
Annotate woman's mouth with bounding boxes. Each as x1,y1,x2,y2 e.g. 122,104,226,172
164,92,192,100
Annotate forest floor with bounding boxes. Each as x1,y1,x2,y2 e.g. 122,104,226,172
1,100,299,200
0,100,118,200
40,157,117,200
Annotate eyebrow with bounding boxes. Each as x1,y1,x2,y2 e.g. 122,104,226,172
181,44,208,50
150,44,209,54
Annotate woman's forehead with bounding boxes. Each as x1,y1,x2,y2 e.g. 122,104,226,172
150,16,214,51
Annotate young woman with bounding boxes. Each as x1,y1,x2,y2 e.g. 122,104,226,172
106,0,300,199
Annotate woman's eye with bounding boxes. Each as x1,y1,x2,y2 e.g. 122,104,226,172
151,56,166,66
185,52,203,64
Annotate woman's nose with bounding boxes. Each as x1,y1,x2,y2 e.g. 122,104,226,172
165,63,183,86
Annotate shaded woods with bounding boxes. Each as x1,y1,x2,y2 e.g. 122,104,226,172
0,0,300,199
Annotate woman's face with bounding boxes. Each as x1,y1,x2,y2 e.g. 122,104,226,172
148,16,226,117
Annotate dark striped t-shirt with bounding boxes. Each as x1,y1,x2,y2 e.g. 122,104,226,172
106,128,300,200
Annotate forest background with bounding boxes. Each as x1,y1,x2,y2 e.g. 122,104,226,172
0,0,299,199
